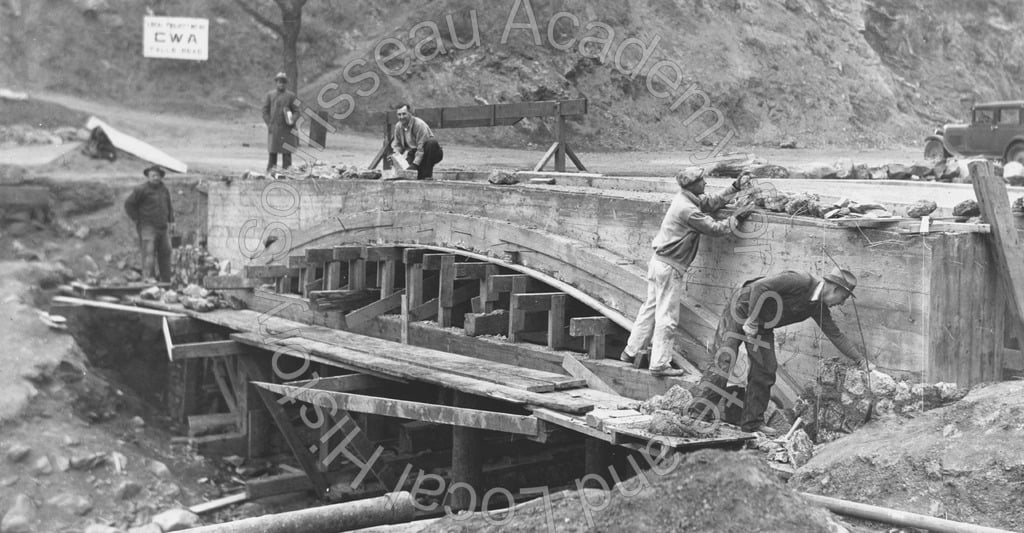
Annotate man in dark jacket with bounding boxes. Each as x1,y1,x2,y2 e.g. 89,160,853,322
124,165,174,282
262,72,300,172
391,103,443,179
703,268,868,435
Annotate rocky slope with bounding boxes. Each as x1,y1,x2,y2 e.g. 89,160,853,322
2,0,1023,151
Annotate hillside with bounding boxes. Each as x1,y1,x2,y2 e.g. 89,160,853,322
3,0,1023,152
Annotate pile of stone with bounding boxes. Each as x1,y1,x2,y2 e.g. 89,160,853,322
750,191,893,220
0,124,88,148
713,157,1016,183
792,359,967,443
140,284,243,312
639,385,720,438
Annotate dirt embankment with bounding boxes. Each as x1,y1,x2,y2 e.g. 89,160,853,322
430,449,852,532
792,379,1024,532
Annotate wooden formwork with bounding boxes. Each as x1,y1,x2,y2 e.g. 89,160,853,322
207,179,1009,388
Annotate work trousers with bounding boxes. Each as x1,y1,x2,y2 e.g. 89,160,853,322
700,304,777,432
623,258,686,371
138,224,172,282
267,152,292,171
405,139,444,179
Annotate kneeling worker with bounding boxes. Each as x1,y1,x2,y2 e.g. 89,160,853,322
704,268,869,435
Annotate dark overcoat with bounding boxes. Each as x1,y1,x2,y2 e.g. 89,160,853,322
262,89,299,153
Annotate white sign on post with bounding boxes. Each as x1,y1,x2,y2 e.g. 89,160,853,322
143,16,209,61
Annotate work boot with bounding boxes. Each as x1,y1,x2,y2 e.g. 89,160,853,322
619,351,635,364
650,366,685,377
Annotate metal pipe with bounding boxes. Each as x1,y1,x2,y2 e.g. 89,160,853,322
185,492,415,533
800,492,1015,533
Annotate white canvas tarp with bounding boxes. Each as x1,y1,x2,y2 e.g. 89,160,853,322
85,116,188,173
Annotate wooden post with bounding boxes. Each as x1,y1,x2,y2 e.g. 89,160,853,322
450,391,483,512
403,249,429,308
400,292,410,345
380,259,396,296
570,317,611,359
506,277,529,343
555,101,566,172
438,255,456,327
584,438,611,488
548,293,566,349
971,160,1024,362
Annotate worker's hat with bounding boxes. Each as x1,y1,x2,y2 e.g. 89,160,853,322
674,167,706,188
143,165,166,178
823,267,857,298
274,72,288,81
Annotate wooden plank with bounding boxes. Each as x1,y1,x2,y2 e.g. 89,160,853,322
204,275,260,290
531,408,612,443
971,160,1024,379
230,332,593,414
285,373,395,393
562,355,618,395
170,340,248,361
245,265,290,279
352,314,692,401
326,262,342,290
345,289,405,330
189,492,248,515
243,356,330,499
513,292,562,312
305,248,335,263
211,358,239,416
333,246,368,262
569,317,611,337
188,413,237,436
51,296,185,317
464,310,509,337
454,262,491,280
255,382,540,436
309,289,380,312
533,142,559,172
162,316,177,362
246,471,313,499
366,246,404,262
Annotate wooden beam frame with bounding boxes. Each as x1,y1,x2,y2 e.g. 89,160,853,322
570,316,610,360
255,382,540,436
510,292,567,349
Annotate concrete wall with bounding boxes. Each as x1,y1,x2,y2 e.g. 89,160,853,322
207,179,1004,387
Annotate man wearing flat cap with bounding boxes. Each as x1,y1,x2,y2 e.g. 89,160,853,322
262,72,300,173
124,165,174,283
702,268,869,435
621,167,754,377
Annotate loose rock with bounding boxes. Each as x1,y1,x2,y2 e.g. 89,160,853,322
115,480,143,500
46,493,93,516
147,460,171,479
952,199,980,218
32,455,53,475
4,444,30,464
1,494,35,533
127,524,162,533
905,199,937,218
151,508,201,531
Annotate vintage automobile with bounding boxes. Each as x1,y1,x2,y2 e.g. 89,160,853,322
924,100,1024,162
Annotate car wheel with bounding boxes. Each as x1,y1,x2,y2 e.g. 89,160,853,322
924,139,948,161
1006,142,1024,164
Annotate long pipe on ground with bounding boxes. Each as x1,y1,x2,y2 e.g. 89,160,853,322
185,492,415,533
800,492,1015,533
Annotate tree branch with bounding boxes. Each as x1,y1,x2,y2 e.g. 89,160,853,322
231,0,283,36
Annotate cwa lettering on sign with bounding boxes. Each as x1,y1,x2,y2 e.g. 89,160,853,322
143,16,209,61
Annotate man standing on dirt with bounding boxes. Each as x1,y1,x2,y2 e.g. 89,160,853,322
391,103,444,179
124,165,174,283
620,167,753,377
702,268,870,435
262,72,300,173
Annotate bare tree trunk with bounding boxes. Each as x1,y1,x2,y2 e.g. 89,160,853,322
277,0,305,93
232,0,307,92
